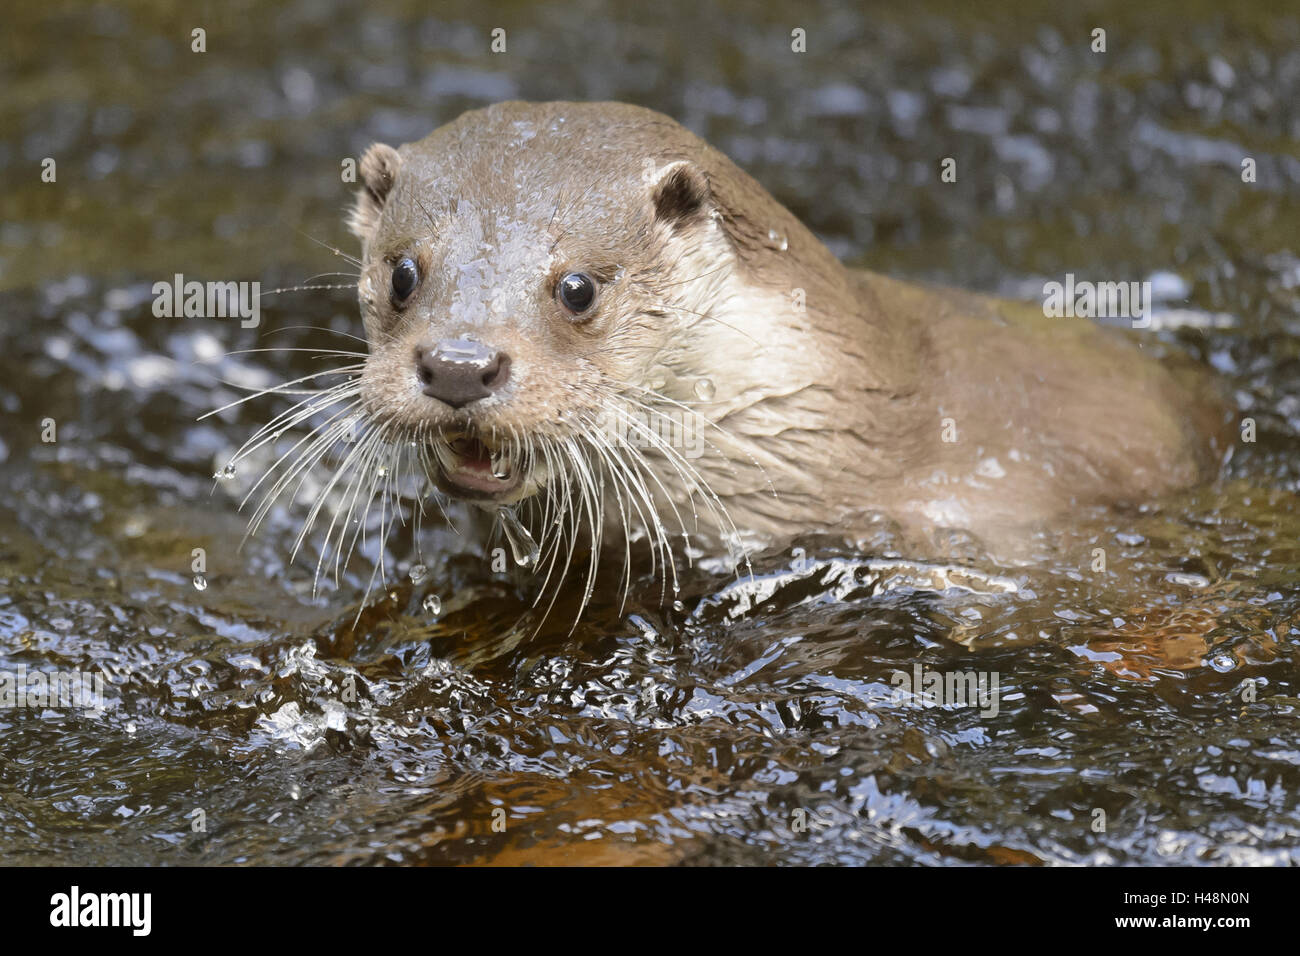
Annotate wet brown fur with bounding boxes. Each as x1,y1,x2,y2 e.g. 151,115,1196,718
347,101,1232,559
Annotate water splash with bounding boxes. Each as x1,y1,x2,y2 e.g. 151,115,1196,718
1210,652,1236,672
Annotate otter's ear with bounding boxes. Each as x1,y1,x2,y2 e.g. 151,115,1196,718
649,160,712,230
348,143,403,240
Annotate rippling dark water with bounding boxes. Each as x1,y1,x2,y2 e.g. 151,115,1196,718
1,0,1298,865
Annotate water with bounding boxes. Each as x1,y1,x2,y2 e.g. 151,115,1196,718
0,0,1298,865
497,505,540,568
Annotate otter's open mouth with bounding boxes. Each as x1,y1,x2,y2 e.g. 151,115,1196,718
430,433,526,502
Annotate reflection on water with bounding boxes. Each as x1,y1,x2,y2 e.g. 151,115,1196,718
1,1,1298,864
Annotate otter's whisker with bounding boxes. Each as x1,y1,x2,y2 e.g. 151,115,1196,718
530,438,591,631
231,392,360,488
573,417,638,611
297,415,389,569
247,398,366,539
296,229,364,269
581,404,682,601
261,324,371,346
237,389,363,511
595,394,751,580
602,379,774,511
563,435,604,625
201,365,363,419
258,282,360,298
332,420,399,586
530,435,571,602
221,347,367,359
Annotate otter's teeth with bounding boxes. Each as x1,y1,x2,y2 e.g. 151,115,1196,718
490,448,510,479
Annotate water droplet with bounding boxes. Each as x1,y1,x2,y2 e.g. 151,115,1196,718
672,600,685,612
408,564,428,585
694,378,716,401
1210,652,1236,673
422,594,442,617
766,228,788,251
192,574,207,591
214,463,236,480
376,465,389,478
497,506,540,568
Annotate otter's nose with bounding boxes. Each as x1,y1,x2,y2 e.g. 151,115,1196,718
415,338,511,409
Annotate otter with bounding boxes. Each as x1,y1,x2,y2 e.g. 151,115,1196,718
236,101,1230,604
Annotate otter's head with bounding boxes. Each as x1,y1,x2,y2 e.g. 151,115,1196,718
346,101,789,508
221,102,865,611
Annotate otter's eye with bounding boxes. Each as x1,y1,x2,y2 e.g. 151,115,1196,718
557,272,597,316
391,257,418,302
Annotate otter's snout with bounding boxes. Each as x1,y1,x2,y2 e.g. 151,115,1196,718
415,338,511,409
